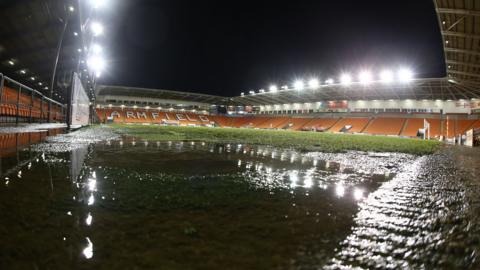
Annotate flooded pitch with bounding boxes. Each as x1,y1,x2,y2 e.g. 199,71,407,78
0,127,479,269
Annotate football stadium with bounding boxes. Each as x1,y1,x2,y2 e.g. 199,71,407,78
1,0,480,269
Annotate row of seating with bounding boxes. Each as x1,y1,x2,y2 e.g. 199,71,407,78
96,108,480,138
1,86,65,121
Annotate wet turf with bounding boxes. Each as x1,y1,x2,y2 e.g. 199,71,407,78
109,124,441,155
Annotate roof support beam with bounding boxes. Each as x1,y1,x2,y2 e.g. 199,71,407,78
448,70,480,79
444,47,480,56
446,60,480,69
442,30,480,39
437,8,480,17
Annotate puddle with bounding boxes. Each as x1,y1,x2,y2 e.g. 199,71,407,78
0,132,415,269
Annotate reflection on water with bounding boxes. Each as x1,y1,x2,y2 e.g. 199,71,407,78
0,137,412,269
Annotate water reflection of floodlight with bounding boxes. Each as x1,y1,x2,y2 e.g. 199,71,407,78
398,68,413,82
269,85,278,92
340,74,352,85
308,78,320,89
91,22,104,36
358,71,372,84
294,80,304,90
380,70,394,83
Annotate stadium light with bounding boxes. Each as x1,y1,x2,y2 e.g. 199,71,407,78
325,78,334,84
91,44,102,54
281,85,289,90
91,22,104,36
398,68,413,82
269,85,278,92
68,6,75,12
20,69,26,74
358,71,372,85
340,74,352,85
308,78,320,89
294,80,304,90
87,55,106,78
90,0,107,9
380,70,394,83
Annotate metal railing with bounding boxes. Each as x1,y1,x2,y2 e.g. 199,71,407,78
0,73,66,125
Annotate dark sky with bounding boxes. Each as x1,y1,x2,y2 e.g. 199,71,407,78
101,0,445,97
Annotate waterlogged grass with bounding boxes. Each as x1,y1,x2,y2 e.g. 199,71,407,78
109,124,441,155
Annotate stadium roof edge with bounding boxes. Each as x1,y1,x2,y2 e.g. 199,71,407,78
96,85,239,105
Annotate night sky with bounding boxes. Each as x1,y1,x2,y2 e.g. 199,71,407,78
101,0,445,97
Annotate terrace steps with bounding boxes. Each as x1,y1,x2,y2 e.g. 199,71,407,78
399,118,409,136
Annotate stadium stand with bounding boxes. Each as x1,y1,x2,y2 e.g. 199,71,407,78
0,77,66,124
329,118,370,133
364,118,406,135
95,106,480,140
401,118,425,137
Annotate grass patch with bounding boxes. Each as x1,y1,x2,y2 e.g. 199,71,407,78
109,124,441,155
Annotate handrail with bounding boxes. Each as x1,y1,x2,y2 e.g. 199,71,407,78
0,73,65,108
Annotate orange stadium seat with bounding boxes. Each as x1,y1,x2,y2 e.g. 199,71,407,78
255,116,290,129
444,119,478,138
301,118,340,131
329,118,370,133
242,117,272,128
401,118,424,137
364,118,406,135
280,118,312,130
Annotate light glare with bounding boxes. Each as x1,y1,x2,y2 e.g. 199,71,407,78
90,0,107,9
358,71,372,84
269,85,278,92
398,68,413,82
308,78,320,89
380,70,394,83
91,22,104,36
91,44,102,54
340,74,352,85
294,80,304,90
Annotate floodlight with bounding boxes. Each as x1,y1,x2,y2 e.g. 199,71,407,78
340,74,352,85
308,78,320,89
269,85,278,92
87,56,106,77
91,44,102,54
380,70,394,83
90,0,107,9
325,78,334,84
398,68,413,82
358,71,372,84
294,80,304,90
68,6,75,12
91,22,104,36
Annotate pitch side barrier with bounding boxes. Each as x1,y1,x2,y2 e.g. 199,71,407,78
0,73,66,124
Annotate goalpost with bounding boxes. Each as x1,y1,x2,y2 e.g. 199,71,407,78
423,119,431,140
